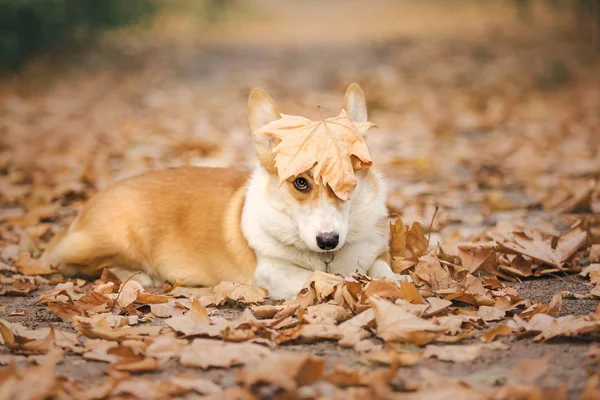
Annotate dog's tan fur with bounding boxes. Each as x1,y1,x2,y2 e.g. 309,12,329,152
50,167,256,286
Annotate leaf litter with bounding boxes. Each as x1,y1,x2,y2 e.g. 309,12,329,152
1,1,600,398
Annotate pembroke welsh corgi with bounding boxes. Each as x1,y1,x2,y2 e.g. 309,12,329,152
48,83,408,299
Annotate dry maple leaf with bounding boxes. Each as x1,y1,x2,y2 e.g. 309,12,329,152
212,281,269,305
496,226,588,268
238,352,324,395
164,299,225,337
477,306,506,322
295,271,345,307
0,349,63,400
389,218,429,273
255,110,374,200
13,252,56,276
180,339,271,369
480,324,513,342
369,296,446,344
0,322,57,355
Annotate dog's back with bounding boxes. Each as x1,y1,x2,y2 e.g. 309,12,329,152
49,167,256,286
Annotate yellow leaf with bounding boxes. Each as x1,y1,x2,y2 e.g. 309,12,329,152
369,296,446,344
212,281,269,305
254,110,374,200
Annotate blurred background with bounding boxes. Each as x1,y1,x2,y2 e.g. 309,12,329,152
0,0,599,251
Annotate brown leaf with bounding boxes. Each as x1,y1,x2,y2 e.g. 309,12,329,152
135,292,169,304
496,226,588,268
116,280,145,308
398,281,426,304
369,296,446,344
423,342,507,363
590,245,600,264
508,357,549,384
166,375,222,396
481,325,513,342
303,303,351,324
457,244,496,274
72,316,161,341
112,357,160,373
238,352,324,395
390,218,428,273
212,281,269,305
0,323,57,355
581,375,600,400
180,339,271,368
164,299,225,337
0,279,36,296
48,302,81,322
477,306,505,322
0,349,63,400
363,350,422,366
251,304,299,319
256,110,374,200
13,252,56,275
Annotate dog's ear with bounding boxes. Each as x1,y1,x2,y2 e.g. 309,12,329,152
342,83,368,123
249,88,281,170
249,88,281,132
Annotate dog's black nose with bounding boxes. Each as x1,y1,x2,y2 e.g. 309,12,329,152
316,232,339,250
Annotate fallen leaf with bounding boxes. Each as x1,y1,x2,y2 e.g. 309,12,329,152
212,281,269,305
481,325,513,342
180,339,271,368
477,306,505,322
423,342,507,363
256,110,374,200
369,296,446,344
13,252,56,275
0,322,57,354
238,352,324,395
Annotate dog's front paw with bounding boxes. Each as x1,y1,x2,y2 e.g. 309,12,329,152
266,286,302,301
388,273,413,283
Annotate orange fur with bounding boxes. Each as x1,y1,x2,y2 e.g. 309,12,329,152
50,167,256,286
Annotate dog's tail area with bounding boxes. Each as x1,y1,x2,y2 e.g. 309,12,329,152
42,230,105,278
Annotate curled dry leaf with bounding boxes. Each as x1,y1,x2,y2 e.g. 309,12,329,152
295,271,345,307
363,350,422,366
180,338,271,368
212,281,269,305
369,296,446,344
496,226,588,269
238,352,324,395
13,252,56,275
325,364,396,388
117,280,145,308
164,299,226,337
390,218,428,273
303,303,351,324
477,306,506,322
0,322,57,355
0,349,63,400
72,316,161,341
423,342,507,363
481,325,513,342
256,110,374,200
251,304,299,319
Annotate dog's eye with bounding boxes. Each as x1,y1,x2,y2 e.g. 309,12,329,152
293,177,310,192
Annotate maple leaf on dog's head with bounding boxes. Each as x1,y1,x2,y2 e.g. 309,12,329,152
254,110,375,200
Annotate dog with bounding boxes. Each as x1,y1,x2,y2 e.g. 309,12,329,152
48,83,407,299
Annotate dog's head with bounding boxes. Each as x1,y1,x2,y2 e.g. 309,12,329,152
248,84,373,253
